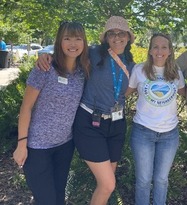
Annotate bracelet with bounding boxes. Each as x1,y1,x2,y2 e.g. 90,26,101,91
18,136,28,142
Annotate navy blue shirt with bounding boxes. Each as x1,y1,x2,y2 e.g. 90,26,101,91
81,45,135,114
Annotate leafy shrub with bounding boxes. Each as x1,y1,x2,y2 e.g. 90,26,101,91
0,58,35,155
131,44,147,63
167,130,187,204
175,47,187,59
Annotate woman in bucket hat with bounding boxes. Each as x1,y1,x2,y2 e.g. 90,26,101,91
36,16,135,205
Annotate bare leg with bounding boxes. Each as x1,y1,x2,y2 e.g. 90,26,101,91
85,160,117,205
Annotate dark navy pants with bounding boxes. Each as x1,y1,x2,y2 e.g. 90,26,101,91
23,139,74,205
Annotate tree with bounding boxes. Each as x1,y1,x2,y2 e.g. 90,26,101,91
0,0,186,45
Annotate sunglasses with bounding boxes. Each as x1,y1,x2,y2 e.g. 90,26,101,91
60,21,84,28
107,31,127,39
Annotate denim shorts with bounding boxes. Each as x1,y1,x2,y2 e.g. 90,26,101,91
73,106,126,162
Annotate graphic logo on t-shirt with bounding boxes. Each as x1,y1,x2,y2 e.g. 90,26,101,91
143,76,177,107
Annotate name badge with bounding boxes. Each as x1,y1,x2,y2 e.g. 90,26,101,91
58,76,68,84
111,103,124,121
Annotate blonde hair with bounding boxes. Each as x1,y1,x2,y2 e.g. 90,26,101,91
143,33,179,81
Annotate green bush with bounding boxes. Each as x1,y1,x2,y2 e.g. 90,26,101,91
167,130,187,203
131,44,147,63
0,58,34,155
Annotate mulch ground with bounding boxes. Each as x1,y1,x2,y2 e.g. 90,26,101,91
0,152,34,205
0,151,186,205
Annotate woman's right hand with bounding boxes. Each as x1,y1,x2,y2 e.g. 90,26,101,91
35,53,53,71
13,143,28,168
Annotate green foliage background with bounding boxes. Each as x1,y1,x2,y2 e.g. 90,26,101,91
0,0,187,47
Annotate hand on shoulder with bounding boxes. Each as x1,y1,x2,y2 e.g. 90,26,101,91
35,53,53,71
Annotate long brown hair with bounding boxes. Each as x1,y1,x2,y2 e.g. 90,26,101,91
53,21,90,78
143,33,179,81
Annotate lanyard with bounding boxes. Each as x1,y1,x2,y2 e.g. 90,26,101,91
108,48,129,79
111,58,124,102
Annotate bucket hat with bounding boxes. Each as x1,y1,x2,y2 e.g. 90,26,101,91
100,16,135,43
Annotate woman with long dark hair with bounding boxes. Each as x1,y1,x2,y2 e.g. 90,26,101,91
13,21,90,205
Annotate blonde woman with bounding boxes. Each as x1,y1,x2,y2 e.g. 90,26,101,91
126,33,186,205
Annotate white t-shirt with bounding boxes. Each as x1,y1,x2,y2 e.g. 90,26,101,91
129,63,185,132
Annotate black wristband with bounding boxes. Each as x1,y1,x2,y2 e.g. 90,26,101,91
18,136,28,142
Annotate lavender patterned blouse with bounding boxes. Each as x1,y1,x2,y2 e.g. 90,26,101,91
26,66,84,149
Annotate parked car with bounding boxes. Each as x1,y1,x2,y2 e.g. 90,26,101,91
12,43,43,60
38,45,54,55
6,44,12,51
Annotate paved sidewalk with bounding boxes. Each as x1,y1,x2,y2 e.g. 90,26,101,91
0,67,20,89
